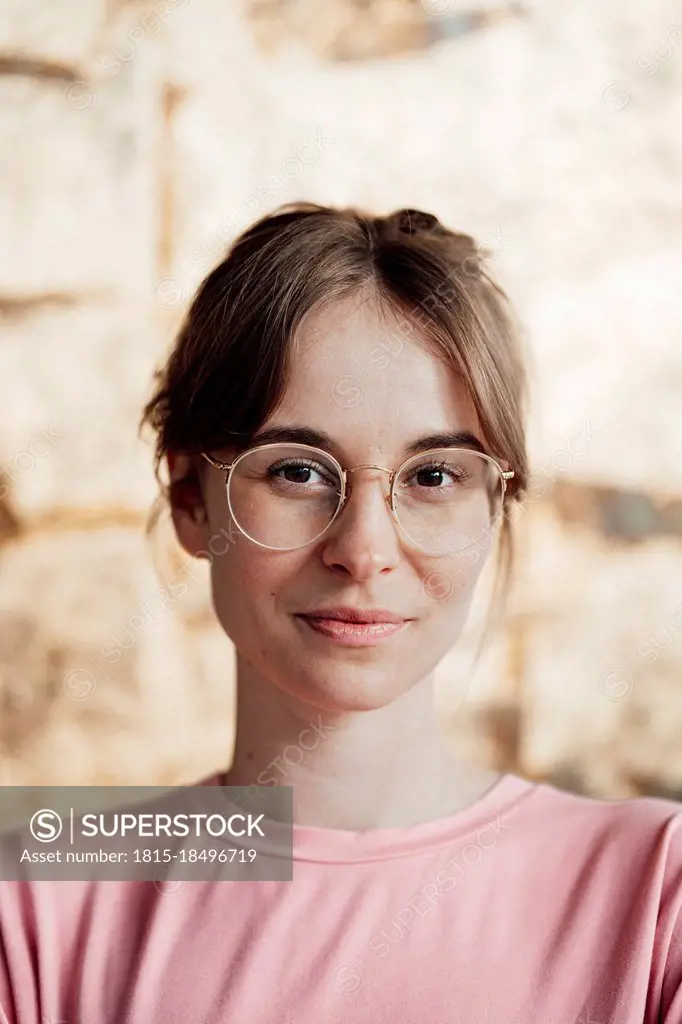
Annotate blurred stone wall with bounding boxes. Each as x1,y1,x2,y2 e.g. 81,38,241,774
1,0,681,795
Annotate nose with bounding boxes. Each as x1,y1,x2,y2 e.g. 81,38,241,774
318,469,401,580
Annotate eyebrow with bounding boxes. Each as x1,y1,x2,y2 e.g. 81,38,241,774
248,425,488,459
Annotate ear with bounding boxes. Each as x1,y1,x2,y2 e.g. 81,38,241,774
167,451,210,560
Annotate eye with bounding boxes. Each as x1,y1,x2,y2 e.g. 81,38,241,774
268,458,338,490
404,460,473,490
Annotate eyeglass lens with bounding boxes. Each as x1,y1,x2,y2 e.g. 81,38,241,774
225,444,505,552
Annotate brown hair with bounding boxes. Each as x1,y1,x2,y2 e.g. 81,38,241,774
140,201,529,640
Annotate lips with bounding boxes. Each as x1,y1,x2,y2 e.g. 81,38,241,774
297,607,408,625
295,614,410,647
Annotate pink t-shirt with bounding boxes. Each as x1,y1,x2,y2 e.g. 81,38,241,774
0,770,681,1023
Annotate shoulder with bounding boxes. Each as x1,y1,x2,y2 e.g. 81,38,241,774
505,777,682,1021
0,770,222,1009
513,773,682,854
511,775,682,940
502,774,682,915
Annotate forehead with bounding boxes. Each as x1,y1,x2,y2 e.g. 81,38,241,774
271,292,481,456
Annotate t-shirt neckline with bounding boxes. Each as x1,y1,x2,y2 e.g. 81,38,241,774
201,770,535,864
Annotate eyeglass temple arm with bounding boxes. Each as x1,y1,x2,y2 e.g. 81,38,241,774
201,452,233,471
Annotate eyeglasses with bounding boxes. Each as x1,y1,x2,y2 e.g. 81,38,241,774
201,443,514,554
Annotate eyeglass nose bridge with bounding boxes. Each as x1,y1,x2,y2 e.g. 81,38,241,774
338,463,399,518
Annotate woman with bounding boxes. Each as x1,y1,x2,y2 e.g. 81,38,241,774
1,203,680,1022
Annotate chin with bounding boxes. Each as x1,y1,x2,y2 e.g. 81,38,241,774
283,659,421,712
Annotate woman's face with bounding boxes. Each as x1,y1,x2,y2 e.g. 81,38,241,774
174,292,498,712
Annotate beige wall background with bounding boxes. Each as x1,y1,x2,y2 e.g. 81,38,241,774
1,0,681,796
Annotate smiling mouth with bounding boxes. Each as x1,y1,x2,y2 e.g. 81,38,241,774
295,614,410,647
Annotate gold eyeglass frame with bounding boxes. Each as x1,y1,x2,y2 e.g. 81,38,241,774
201,443,515,552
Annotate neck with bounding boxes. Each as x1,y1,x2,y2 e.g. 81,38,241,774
222,652,501,829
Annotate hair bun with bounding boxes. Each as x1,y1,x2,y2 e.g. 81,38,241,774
380,207,482,275
394,208,443,236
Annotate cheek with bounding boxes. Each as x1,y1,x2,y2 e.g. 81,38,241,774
418,546,488,605
416,561,483,663
208,543,306,637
